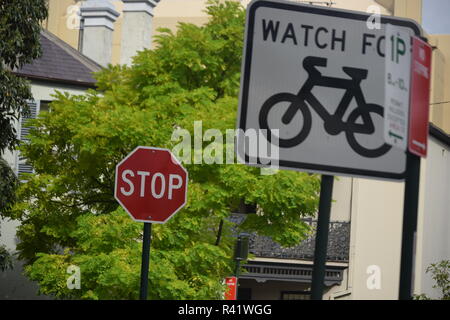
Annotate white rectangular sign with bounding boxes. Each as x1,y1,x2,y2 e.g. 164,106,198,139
237,0,421,180
384,24,412,150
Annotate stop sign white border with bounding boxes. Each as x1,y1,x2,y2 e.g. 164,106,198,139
114,146,188,224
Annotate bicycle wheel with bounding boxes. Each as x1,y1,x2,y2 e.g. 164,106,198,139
259,93,312,148
346,104,392,158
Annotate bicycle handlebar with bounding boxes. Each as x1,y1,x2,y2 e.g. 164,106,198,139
303,56,368,81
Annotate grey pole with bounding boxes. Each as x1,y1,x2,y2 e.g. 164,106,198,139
311,175,334,300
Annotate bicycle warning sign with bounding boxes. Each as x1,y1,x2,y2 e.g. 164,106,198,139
236,0,422,180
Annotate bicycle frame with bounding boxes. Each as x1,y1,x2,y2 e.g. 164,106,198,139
281,59,376,136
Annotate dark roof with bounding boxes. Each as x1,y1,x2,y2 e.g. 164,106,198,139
14,30,101,87
230,214,350,263
248,220,350,262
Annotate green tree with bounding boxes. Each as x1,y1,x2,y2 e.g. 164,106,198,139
0,0,48,152
0,158,17,271
415,260,450,300
0,0,48,272
7,0,320,299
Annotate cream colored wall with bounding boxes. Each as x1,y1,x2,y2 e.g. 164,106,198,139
337,137,450,300
330,177,353,221
346,178,405,299
30,80,89,102
414,136,450,298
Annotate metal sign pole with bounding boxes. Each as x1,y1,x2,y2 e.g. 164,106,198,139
399,153,421,300
311,175,334,300
140,222,152,300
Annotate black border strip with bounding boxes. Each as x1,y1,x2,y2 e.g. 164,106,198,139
238,0,422,180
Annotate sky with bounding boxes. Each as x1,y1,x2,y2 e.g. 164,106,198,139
422,0,450,34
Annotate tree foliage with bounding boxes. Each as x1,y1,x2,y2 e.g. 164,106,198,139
0,0,47,272
7,1,320,299
0,0,48,152
0,157,18,271
415,260,450,300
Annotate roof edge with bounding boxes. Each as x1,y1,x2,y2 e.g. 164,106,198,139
13,73,97,89
429,123,450,147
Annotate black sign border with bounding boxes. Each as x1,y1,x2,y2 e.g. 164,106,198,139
238,0,422,180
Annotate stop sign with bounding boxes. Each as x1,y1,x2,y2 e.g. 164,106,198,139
114,147,188,223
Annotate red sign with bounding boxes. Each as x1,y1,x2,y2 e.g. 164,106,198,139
225,277,237,300
115,147,188,223
408,37,432,158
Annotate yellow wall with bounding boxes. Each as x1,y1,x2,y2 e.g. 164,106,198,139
390,0,450,133
393,0,422,24
429,35,450,133
44,0,81,49
44,0,212,64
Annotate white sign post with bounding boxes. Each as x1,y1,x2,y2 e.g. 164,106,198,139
384,24,412,150
237,0,421,180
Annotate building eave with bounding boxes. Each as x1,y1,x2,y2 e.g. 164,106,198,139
430,123,450,147
13,73,97,89
375,0,395,13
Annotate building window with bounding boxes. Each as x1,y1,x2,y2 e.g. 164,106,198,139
17,100,52,177
39,100,52,113
280,291,311,300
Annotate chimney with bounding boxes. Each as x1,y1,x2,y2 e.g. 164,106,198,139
120,0,161,65
80,0,119,66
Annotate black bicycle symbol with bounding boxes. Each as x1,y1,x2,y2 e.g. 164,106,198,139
259,56,392,158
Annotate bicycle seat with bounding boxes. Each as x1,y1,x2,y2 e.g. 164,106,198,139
342,67,368,80
303,56,327,74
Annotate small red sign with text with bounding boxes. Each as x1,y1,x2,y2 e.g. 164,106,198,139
225,277,237,300
409,37,432,158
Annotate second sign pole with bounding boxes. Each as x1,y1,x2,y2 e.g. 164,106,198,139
311,175,334,300
398,153,421,299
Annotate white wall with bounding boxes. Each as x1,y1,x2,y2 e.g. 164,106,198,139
415,135,450,298
30,80,89,101
347,177,405,299
330,135,450,300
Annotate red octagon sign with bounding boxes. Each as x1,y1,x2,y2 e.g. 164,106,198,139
114,147,188,224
